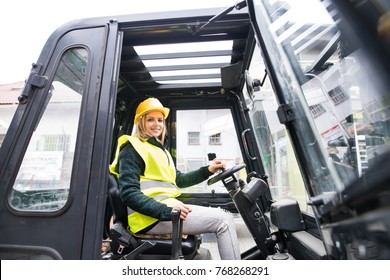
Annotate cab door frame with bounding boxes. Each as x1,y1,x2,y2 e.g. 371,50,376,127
0,21,119,259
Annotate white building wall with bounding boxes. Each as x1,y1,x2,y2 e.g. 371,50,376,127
176,109,243,169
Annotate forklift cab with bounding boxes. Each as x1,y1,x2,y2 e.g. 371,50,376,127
0,0,389,260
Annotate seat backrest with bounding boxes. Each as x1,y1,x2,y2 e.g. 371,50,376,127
107,173,128,225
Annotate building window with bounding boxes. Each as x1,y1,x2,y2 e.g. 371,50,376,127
39,134,70,151
209,133,221,145
328,86,348,105
188,131,200,145
309,104,326,118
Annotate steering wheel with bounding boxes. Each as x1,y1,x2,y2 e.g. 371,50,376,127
207,163,246,186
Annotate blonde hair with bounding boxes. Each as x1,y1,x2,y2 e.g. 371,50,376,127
134,112,166,144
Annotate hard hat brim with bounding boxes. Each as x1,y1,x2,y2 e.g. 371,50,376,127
134,107,170,124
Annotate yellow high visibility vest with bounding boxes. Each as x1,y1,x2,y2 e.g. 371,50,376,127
110,135,181,233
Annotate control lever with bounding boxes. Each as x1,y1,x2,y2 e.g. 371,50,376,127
246,171,257,183
171,209,184,260
207,153,216,161
208,153,225,172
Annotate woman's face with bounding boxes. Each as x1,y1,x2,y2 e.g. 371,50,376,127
144,111,165,138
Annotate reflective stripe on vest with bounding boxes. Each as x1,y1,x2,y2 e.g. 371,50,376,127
109,135,181,233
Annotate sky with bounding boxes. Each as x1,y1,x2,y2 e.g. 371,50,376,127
0,0,238,85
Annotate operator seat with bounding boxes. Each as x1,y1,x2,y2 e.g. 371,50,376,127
106,173,203,260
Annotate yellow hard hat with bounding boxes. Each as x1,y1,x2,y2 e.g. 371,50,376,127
134,98,170,124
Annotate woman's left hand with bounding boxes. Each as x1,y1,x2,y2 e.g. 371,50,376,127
208,159,226,173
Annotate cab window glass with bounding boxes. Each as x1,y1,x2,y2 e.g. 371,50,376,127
244,46,308,211
0,83,22,147
252,0,390,197
9,48,88,212
0,247,58,260
176,109,245,193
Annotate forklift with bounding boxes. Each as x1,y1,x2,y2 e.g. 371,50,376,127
0,0,389,260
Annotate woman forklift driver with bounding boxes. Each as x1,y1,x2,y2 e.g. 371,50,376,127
110,97,241,260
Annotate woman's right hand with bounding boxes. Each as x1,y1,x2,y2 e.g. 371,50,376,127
174,203,192,220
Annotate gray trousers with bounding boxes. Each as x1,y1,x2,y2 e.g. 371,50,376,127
146,205,241,260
